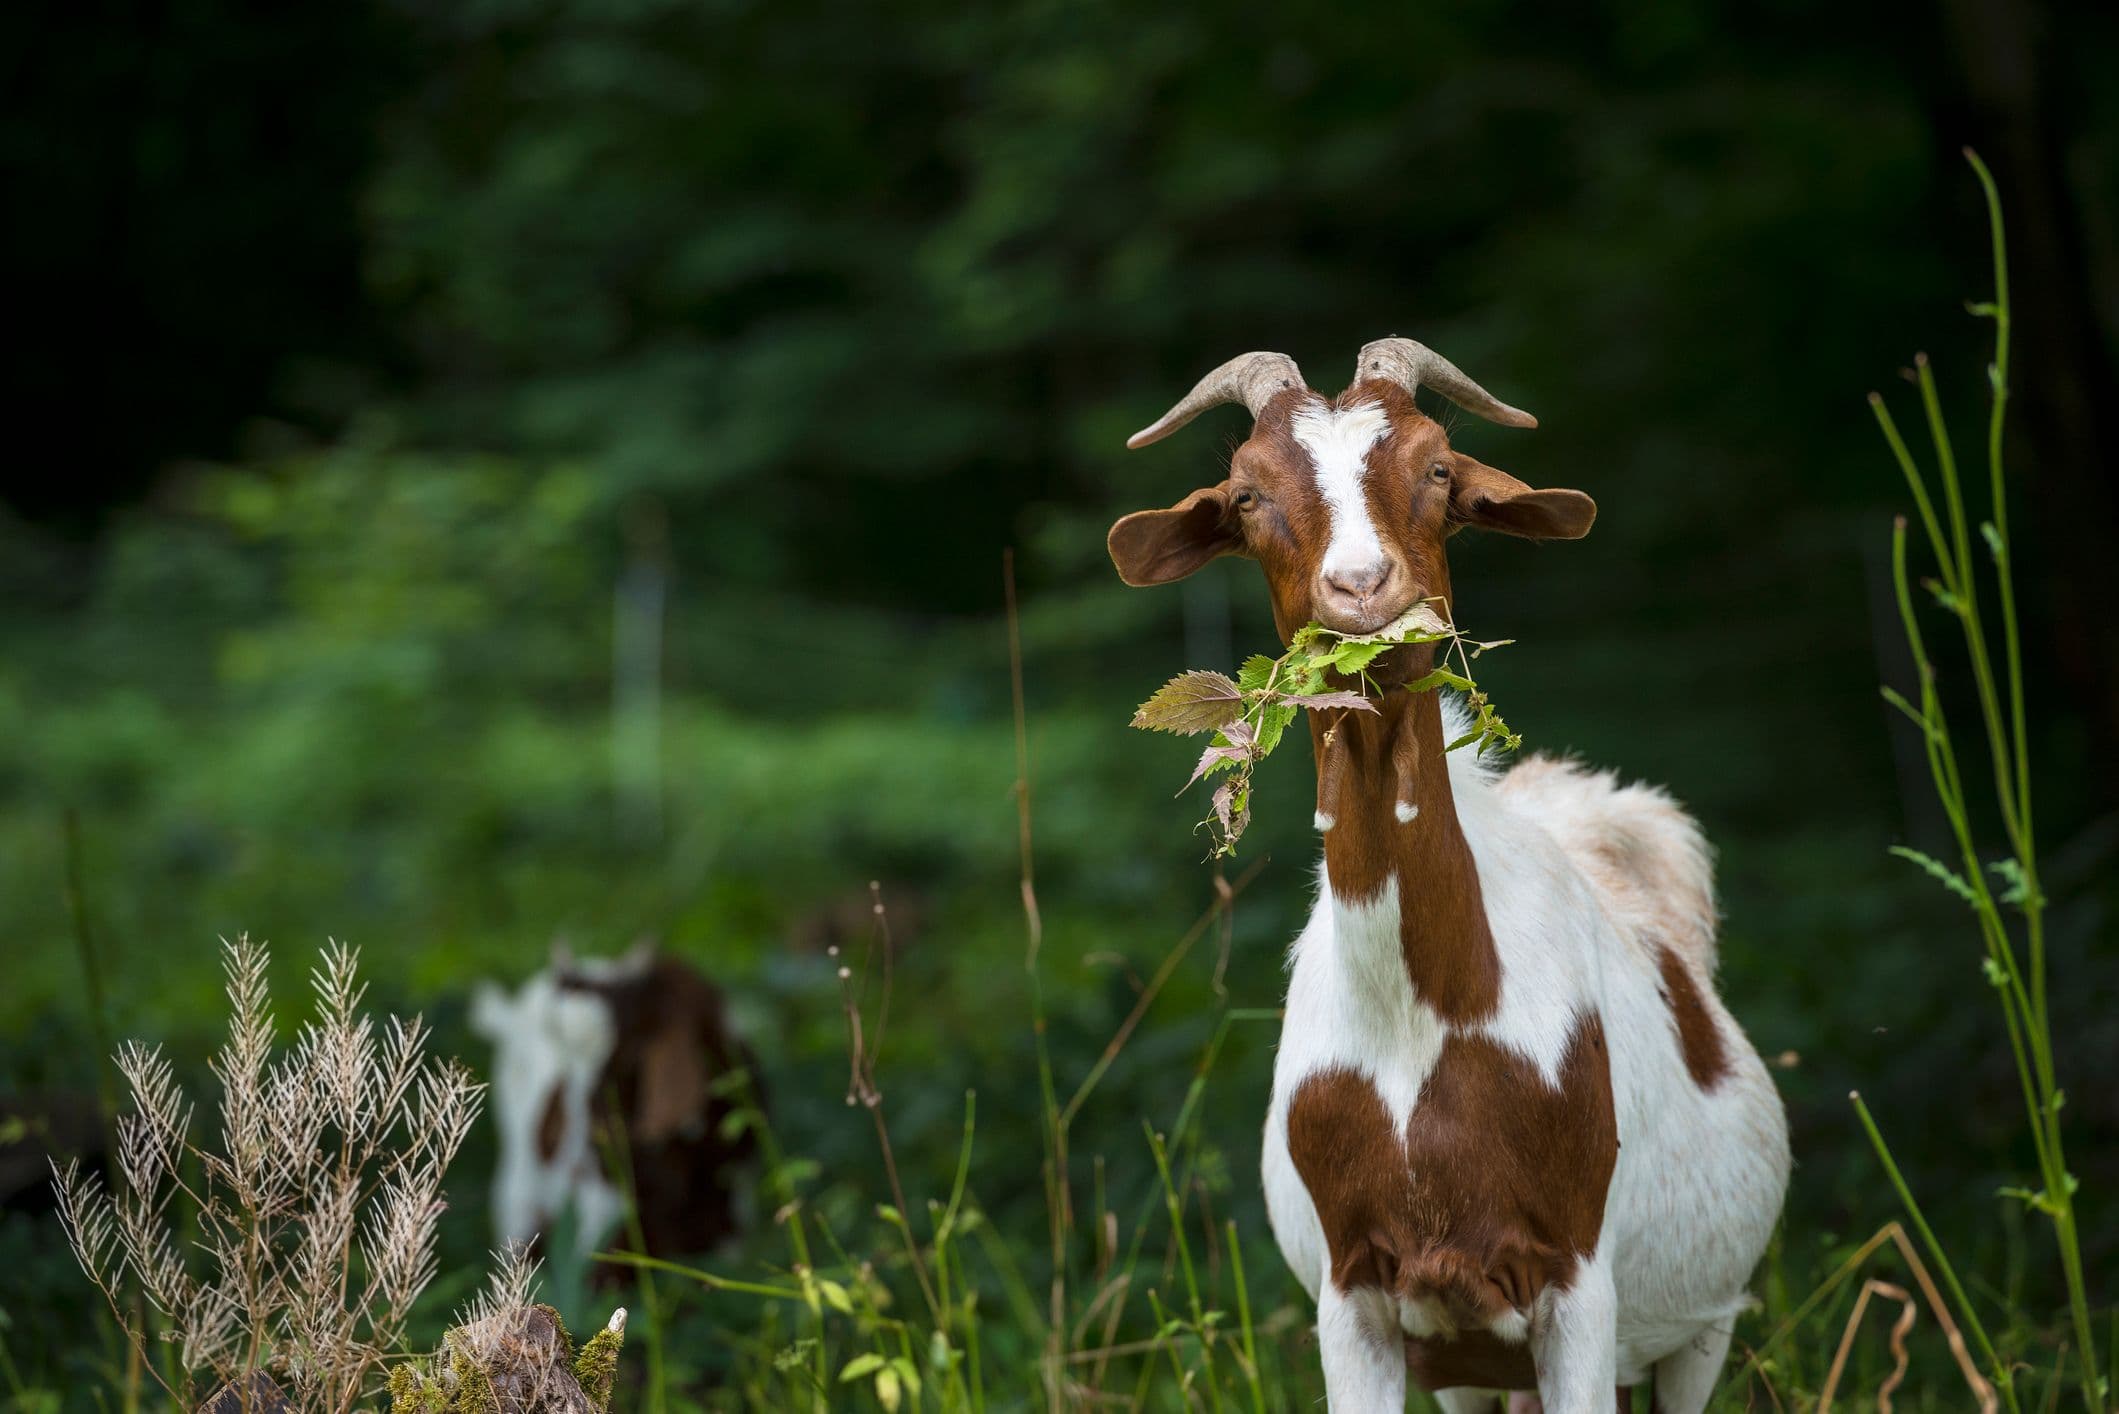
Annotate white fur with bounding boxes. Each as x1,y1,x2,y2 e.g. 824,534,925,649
1262,700,1790,1409
1292,400,1394,588
1319,1281,1410,1410
471,972,626,1255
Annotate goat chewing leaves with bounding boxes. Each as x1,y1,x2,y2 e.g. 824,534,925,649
1131,600,1520,858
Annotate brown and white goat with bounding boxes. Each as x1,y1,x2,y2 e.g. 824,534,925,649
1109,341,1790,1413
471,944,757,1264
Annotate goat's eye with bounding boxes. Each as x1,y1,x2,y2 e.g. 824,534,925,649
1232,489,1259,511
1429,463,1451,483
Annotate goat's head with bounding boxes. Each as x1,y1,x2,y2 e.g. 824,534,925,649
1108,339,1594,646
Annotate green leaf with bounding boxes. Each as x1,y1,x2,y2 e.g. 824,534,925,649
1323,639,1393,675
1888,845,1977,904
1985,858,2038,909
839,1354,886,1382
1996,1185,2065,1217
1979,521,2006,564
1143,607,1519,862
1406,667,1475,694
1253,702,1299,756
1276,654,1328,696
889,1357,923,1396
1131,671,1245,735
1236,654,1280,693
818,1278,854,1314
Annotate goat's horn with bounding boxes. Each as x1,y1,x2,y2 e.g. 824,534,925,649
1355,337,1538,429
1126,351,1307,449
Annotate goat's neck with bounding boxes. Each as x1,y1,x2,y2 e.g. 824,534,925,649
1309,655,1500,1023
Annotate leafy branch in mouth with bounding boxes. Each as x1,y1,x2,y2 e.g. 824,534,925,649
1129,601,1519,857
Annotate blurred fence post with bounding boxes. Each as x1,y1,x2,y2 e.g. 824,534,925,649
613,498,667,846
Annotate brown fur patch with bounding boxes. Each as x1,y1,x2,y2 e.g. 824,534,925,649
1285,1013,1619,1389
1654,943,1730,1090
536,1086,568,1162
1404,1329,1536,1391
1314,687,1502,1023
557,957,758,1260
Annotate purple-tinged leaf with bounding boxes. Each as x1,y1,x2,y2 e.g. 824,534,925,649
1183,744,1246,792
1130,671,1244,735
1281,690,1379,714
1180,718,1256,791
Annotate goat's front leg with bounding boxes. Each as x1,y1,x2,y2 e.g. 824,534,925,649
1318,1279,1407,1412
1531,1254,1617,1414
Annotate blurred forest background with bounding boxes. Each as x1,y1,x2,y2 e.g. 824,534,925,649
3,0,2117,1406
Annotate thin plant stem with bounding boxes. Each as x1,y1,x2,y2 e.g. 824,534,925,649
1850,1092,2015,1411
599,1101,667,1414
1869,151,2099,1411
591,1251,804,1302
1003,548,1071,1410
731,1069,828,1408
62,812,120,1146
1226,1220,1267,1414
1059,859,1262,1129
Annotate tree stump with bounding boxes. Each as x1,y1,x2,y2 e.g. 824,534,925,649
387,1305,627,1414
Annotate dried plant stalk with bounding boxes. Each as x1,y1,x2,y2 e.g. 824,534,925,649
53,935,485,1413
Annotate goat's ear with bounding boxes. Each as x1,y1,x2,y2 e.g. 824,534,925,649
1107,482,1243,586
1446,454,1596,540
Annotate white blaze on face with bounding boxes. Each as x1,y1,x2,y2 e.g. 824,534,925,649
1290,400,1393,586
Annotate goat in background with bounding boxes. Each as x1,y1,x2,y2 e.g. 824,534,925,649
472,942,758,1267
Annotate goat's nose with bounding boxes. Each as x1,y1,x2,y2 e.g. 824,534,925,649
1323,560,1393,599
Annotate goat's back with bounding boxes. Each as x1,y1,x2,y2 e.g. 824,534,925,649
1495,755,1719,976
